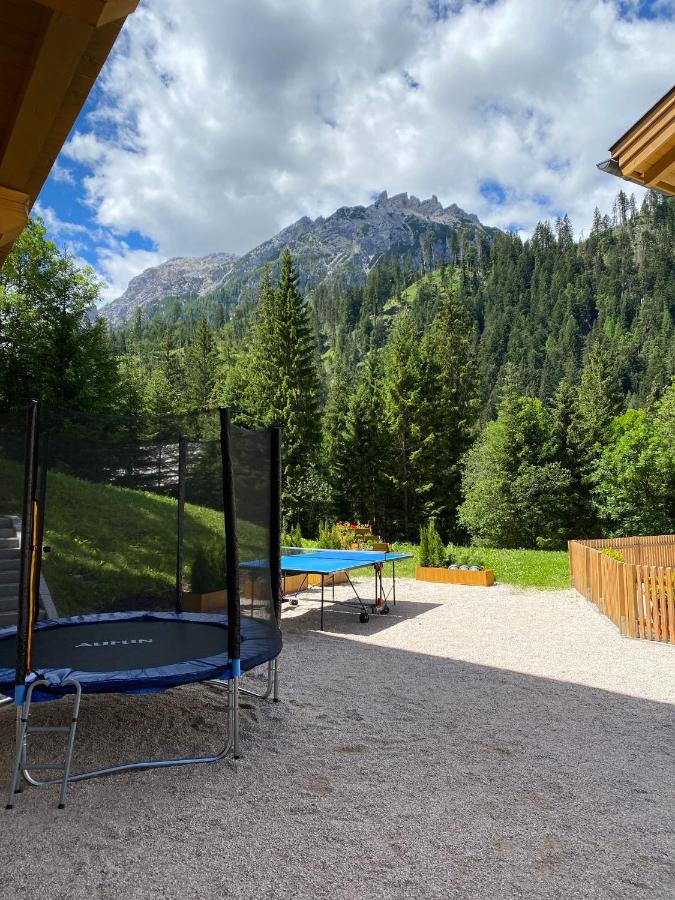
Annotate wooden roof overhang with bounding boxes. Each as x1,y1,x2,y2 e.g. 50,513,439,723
0,0,140,268
598,86,675,197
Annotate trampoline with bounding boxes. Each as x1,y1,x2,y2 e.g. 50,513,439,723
0,612,282,697
0,403,283,807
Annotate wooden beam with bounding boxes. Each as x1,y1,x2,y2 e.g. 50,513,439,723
0,184,30,248
640,142,675,187
23,19,126,201
32,0,139,28
620,118,675,178
0,11,93,191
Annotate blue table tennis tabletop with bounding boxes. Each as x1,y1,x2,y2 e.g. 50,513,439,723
280,547,411,575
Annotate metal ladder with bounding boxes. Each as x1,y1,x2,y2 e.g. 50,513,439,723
6,678,82,810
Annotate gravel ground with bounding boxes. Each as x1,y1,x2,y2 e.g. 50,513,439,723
1,579,674,900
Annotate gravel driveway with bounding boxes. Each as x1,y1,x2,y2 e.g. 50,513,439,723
1,580,673,900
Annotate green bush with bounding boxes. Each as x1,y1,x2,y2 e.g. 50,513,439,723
282,522,303,548
601,548,625,562
461,547,485,568
190,539,226,594
318,521,342,549
419,519,446,567
446,544,485,568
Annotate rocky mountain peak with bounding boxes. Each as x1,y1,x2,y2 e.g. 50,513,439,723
100,192,494,326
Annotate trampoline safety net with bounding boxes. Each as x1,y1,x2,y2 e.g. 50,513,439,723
0,403,281,690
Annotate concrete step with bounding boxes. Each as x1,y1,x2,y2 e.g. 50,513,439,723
0,556,19,572
0,528,16,539
0,595,18,612
0,610,17,629
0,547,20,560
0,537,19,550
0,570,19,585
0,583,19,599
0,516,14,527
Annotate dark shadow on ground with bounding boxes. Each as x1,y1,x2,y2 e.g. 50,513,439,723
0,602,673,900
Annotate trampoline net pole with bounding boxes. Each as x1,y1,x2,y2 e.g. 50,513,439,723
269,426,282,624
175,435,187,613
15,400,40,695
219,408,240,667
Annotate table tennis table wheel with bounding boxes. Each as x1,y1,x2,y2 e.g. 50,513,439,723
290,598,299,607
359,612,370,624
382,604,390,615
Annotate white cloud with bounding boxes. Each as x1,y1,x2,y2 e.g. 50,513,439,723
97,242,165,303
64,0,674,293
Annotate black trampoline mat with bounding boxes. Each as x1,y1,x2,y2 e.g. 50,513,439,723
0,619,229,673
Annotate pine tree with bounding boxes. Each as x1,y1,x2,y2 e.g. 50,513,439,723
417,283,480,538
274,249,322,493
382,309,425,539
341,350,390,531
185,316,218,410
322,352,354,518
568,340,623,471
227,250,322,524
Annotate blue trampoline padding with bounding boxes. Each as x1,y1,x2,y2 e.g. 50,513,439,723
0,611,281,700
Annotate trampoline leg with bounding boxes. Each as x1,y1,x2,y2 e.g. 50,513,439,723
6,704,28,809
232,676,240,760
58,679,82,809
273,658,279,703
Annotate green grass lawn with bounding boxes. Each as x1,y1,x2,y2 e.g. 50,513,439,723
389,542,571,590
2,459,264,616
3,456,571,608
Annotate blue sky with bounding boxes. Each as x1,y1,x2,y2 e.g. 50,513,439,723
34,0,675,303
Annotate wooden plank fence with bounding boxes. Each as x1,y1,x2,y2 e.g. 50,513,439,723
568,535,675,645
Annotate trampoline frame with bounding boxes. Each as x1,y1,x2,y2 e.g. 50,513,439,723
4,658,279,807
2,404,283,807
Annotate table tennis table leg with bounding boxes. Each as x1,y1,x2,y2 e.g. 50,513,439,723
321,576,325,631
393,560,396,606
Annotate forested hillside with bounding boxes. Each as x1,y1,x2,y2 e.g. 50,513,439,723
1,191,674,547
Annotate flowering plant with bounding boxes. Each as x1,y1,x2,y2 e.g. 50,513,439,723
336,521,374,549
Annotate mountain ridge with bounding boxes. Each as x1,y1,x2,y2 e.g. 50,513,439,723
100,191,495,326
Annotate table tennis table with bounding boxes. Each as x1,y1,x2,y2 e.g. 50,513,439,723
280,547,412,630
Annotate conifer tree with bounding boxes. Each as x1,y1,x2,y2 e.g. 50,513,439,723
322,352,354,518
185,316,218,410
382,309,424,538
226,250,322,524
417,283,480,538
273,249,322,496
459,393,572,548
341,350,390,530
568,340,623,472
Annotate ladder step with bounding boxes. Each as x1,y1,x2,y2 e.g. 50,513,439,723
26,725,71,734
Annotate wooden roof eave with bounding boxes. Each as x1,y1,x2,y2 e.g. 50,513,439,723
0,0,139,269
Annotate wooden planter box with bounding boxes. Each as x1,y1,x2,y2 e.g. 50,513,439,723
416,566,495,587
283,571,349,594
182,589,227,612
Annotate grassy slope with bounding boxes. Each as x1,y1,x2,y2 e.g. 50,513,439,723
4,462,570,607
390,543,571,590
3,461,262,616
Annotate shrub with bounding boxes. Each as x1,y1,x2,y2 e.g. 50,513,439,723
282,522,303,548
419,519,445,567
190,539,226,594
461,547,485,568
318,521,342,549
446,544,485,568
601,548,625,562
